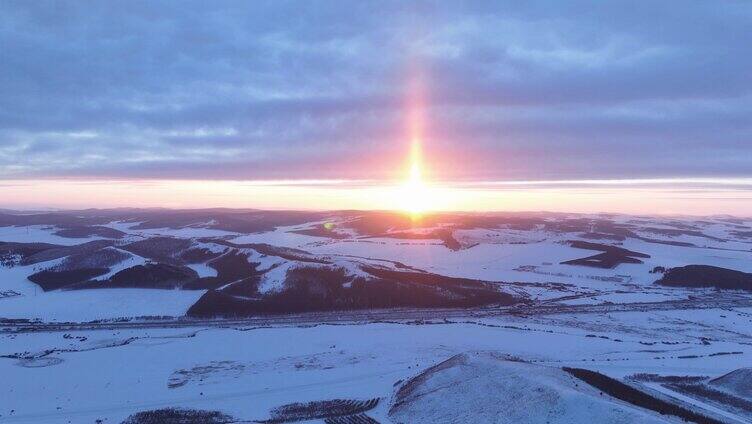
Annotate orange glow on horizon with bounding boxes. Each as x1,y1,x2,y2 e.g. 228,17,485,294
2,178,752,216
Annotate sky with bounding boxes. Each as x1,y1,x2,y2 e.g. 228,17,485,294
1,1,751,214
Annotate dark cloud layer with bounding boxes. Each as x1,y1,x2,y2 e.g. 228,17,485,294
1,0,751,181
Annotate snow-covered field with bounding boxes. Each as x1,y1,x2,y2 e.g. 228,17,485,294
0,289,205,322
1,209,751,423
2,308,750,423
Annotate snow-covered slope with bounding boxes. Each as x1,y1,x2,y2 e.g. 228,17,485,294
390,353,669,423
710,368,752,400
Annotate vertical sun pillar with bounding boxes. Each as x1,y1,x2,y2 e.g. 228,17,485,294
396,69,432,218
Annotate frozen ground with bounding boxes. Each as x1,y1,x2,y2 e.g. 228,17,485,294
0,209,751,423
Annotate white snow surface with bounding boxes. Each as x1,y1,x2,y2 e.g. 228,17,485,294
0,288,205,322
186,262,218,278
0,225,104,245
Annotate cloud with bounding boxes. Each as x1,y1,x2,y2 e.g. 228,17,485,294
1,0,751,181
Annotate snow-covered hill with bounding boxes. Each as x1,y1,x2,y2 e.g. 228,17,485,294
390,353,670,423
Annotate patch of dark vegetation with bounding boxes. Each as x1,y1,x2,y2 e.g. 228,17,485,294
79,263,198,289
0,317,32,324
710,368,752,399
324,413,380,424
209,251,259,282
58,247,130,270
180,277,229,290
454,213,548,231
360,267,509,306
0,289,21,298
167,360,245,389
361,230,437,241
656,265,752,290
121,237,193,264
290,224,351,239
215,276,261,296
719,217,748,225
665,383,752,414
24,247,133,290
54,225,126,239
437,229,461,251
674,220,709,230
17,240,114,265
629,373,707,384
0,241,65,257
730,230,752,239
546,219,650,241
640,227,726,242
342,211,552,236
546,218,605,234
180,247,224,264
650,266,667,274
0,241,63,266
208,240,330,264
187,266,513,317
107,263,198,288
28,268,109,291
562,367,723,424
125,209,330,233
561,240,650,269
578,232,626,241
0,253,17,267
708,351,742,356
121,407,234,424
183,250,261,291
0,212,106,228
540,217,710,246
345,213,426,235
260,398,379,424
635,237,696,247
17,356,64,368
363,228,461,251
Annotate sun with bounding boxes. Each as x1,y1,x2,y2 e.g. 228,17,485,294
396,139,432,216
